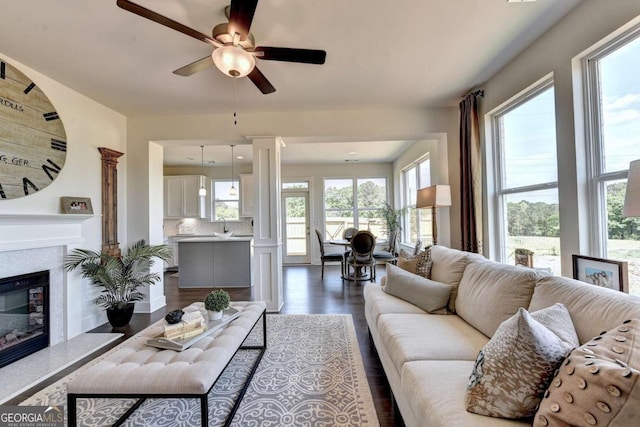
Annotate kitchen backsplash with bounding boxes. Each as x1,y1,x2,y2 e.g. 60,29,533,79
163,218,254,237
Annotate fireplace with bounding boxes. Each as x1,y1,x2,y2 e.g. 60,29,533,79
0,270,49,368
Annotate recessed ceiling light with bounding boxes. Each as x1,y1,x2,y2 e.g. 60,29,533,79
236,155,244,160
348,151,357,156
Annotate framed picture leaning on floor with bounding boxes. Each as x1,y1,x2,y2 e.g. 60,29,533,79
572,254,629,293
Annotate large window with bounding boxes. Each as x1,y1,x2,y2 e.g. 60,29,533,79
491,79,561,274
402,156,431,245
211,180,239,221
323,177,387,239
585,27,640,294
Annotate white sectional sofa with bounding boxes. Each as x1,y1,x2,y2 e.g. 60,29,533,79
364,245,640,427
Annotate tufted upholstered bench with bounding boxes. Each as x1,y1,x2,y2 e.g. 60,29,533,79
67,301,266,427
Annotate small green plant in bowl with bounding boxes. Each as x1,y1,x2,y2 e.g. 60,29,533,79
204,289,230,320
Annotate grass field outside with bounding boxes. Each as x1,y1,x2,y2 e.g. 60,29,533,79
507,236,640,295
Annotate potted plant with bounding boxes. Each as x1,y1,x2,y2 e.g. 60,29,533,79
380,201,406,250
64,239,172,328
204,289,230,320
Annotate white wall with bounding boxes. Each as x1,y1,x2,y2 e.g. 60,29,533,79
0,52,128,332
480,0,640,275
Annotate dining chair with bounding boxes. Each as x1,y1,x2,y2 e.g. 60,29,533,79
342,227,359,241
346,230,377,282
413,240,423,255
315,229,344,279
373,229,399,265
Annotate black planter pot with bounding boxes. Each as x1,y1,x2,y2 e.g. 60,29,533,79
106,303,135,328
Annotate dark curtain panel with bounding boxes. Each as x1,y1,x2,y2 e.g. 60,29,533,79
459,92,483,253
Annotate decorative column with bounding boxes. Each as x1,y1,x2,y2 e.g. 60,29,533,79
251,137,284,311
98,147,124,257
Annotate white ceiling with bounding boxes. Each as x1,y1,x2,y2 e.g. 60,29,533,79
1,0,581,165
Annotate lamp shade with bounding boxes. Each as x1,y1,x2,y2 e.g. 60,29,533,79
416,185,452,208
623,159,640,217
212,45,256,78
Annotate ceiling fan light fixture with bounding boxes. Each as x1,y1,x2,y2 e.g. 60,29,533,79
212,45,255,78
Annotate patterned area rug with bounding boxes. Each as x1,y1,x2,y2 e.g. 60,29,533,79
21,314,379,427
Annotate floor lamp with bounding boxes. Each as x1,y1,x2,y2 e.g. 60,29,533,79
416,185,452,246
623,159,640,218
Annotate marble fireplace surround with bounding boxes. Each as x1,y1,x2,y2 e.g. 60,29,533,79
0,214,96,346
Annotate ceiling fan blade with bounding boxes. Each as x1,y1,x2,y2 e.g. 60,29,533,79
254,47,326,64
228,0,258,40
247,67,276,94
173,56,214,76
116,0,216,44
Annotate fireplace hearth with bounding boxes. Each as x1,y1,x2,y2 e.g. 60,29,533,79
0,271,49,368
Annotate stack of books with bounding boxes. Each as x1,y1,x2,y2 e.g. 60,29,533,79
163,310,207,340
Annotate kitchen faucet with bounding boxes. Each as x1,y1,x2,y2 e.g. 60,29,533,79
221,218,229,233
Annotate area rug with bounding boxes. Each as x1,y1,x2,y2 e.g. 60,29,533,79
21,314,380,427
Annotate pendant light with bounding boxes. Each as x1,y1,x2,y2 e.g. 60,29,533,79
229,145,237,196
199,145,207,197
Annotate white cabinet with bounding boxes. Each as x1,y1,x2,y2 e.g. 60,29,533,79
239,174,254,217
165,236,180,269
164,175,206,218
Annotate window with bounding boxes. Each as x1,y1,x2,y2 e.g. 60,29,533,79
211,180,239,221
491,79,561,274
282,181,309,190
323,177,387,239
585,26,640,294
401,156,431,244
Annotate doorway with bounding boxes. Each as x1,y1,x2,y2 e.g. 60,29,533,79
282,191,310,264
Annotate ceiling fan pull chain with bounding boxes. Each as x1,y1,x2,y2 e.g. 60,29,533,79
233,77,238,126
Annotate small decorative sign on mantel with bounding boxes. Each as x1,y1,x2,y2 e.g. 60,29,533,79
61,197,94,214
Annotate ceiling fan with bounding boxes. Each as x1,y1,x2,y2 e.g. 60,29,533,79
116,0,326,94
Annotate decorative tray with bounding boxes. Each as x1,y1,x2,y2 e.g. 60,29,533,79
145,306,241,351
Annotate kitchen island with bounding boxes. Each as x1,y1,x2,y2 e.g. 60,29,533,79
177,236,253,288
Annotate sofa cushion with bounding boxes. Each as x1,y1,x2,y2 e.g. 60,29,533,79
534,319,640,427
456,260,540,337
529,275,640,344
402,360,531,427
429,245,475,313
377,313,489,378
384,264,452,314
466,306,576,418
363,283,427,336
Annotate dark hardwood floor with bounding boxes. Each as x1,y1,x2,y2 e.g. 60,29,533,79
9,264,404,426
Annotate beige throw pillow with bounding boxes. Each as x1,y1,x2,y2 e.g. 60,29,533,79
383,263,452,314
396,248,433,278
534,319,640,427
467,305,578,419
397,249,419,274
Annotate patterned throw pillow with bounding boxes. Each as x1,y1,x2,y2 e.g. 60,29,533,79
415,247,433,279
534,319,640,427
467,305,578,419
